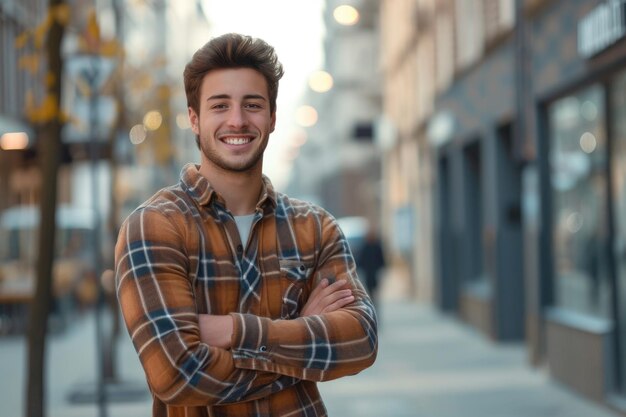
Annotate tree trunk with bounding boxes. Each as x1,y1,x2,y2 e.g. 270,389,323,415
26,1,66,416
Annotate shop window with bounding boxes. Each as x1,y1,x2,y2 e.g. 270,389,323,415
548,84,610,318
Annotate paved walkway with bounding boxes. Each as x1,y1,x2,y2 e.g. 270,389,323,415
1,298,623,416
320,301,621,416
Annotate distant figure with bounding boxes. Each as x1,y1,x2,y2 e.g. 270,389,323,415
357,227,386,311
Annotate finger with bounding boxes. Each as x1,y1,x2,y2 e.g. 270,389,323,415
322,295,355,313
306,278,329,308
309,278,329,299
316,290,352,313
301,279,329,316
317,289,352,310
319,279,348,298
315,280,350,307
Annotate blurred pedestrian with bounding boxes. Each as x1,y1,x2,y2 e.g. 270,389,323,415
356,226,386,313
115,33,377,417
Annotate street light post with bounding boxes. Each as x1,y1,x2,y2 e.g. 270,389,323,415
84,55,107,417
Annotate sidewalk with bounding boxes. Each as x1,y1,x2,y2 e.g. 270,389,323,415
1,298,623,417
320,300,621,417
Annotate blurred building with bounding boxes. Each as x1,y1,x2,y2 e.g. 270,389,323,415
286,0,383,228
112,0,211,221
379,0,437,302
0,0,46,212
0,0,211,334
381,0,626,413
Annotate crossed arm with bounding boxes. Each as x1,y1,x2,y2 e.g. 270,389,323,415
116,207,377,407
199,278,355,348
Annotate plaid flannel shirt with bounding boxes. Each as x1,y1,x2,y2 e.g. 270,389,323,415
115,163,378,417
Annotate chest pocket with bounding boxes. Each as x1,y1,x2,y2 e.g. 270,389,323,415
279,259,314,319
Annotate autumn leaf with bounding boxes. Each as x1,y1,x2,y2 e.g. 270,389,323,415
15,32,29,49
100,39,122,57
27,94,61,123
84,10,101,52
51,4,71,26
18,54,41,74
33,14,52,49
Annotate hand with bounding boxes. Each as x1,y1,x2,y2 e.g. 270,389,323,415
198,314,233,349
301,279,354,317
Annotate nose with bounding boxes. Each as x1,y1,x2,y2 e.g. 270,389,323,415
227,106,248,129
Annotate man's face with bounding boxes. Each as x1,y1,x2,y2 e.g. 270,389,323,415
189,67,276,173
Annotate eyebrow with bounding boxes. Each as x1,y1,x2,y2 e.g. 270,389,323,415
207,94,267,101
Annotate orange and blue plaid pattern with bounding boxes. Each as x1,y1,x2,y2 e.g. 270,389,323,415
115,163,377,417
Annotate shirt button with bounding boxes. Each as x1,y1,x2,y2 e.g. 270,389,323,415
259,345,267,352
236,244,243,254
299,264,305,272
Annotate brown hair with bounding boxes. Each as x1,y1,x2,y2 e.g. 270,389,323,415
183,33,284,116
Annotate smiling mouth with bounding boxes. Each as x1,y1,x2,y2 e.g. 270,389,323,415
220,137,253,145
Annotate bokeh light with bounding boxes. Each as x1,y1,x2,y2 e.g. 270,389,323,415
580,132,597,154
176,113,191,129
143,110,163,131
295,105,318,128
291,128,308,147
333,5,359,26
0,132,29,150
129,124,147,145
308,70,334,93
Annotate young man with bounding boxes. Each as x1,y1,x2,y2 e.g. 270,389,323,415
115,33,377,417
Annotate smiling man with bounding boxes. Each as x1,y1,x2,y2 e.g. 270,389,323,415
115,33,377,417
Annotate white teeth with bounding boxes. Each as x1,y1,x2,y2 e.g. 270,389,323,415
223,137,251,145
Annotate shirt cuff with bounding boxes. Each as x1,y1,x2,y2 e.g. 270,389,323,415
230,312,271,361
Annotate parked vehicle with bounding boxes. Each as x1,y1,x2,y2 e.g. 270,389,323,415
0,205,97,334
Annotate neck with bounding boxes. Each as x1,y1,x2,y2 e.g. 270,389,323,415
198,162,263,216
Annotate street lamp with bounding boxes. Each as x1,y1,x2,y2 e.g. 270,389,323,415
64,52,114,417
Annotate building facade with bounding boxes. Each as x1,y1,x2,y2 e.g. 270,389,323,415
287,0,383,227
381,0,626,413
0,0,46,212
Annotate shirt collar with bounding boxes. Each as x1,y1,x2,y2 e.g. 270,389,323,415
179,163,277,210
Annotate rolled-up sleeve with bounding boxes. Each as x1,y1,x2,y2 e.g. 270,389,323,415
229,212,378,381
115,207,298,406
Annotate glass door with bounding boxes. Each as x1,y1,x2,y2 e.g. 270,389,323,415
548,84,610,318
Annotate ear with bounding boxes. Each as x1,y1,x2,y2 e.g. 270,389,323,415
188,107,199,135
270,111,276,133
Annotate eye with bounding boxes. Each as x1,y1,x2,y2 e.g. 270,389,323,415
245,102,263,110
211,103,228,110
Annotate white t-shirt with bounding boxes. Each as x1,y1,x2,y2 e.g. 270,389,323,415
234,214,256,249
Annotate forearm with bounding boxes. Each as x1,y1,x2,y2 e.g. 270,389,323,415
119,289,301,405
116,210,299,406
229,290,377,382
227,212,379,381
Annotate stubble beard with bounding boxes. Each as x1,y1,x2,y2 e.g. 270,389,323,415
197,132,268,173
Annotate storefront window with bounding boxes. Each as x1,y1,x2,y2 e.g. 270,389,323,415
549,84,610,318
611,70,626,392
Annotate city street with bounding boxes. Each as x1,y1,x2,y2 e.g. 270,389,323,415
0,277,621,417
